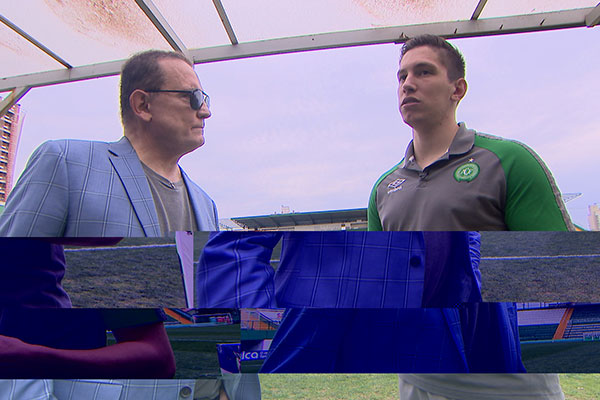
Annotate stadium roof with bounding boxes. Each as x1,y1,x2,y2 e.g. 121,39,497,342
1,1,599,116
231,208,367,229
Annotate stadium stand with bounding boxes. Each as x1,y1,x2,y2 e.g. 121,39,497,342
518,304,600,341
570,305,600,323
564,305,600,339
229,208,367,230
518,308,566,341
519,324,559,341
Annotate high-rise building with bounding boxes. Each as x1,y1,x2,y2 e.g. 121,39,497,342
1,104,23,206
589,204,600,231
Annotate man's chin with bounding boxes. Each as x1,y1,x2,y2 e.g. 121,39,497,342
191,139,205,150
190,131,205,145
180,137,205,155
400,114,417,129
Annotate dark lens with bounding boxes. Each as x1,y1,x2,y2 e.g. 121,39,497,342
190,90,202,110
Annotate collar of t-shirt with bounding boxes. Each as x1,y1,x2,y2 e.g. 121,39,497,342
141,162,197,234
401,122,475,171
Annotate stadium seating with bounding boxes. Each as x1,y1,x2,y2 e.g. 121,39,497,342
518,324,558,341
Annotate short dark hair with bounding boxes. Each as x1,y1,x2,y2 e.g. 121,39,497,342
400,34,465,81
120,50,193,125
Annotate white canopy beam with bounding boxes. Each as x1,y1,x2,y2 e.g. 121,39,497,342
0,8,594,92
212,0,239,45
190,8,594,62
135,0,190,57
471,0,488,20
0,14,71,69
0,86,31,118
586,3,600,26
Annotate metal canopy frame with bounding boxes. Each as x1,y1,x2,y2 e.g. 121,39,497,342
0,1,599,117
135,0,190,57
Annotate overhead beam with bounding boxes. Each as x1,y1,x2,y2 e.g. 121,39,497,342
0,59,124,92
586,3,600,26
0,14,72,69
0,8,593,92
471,0,488,20
0,87,31,119
192,8,592,61
135,0,190,57
212,0,238,45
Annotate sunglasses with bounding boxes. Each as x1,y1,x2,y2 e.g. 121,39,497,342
145,89,210,110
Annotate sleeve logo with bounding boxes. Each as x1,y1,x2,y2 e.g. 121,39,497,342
454,162,480,182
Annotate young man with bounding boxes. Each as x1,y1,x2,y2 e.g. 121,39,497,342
368,35,573,232
0,50,217,236
370,34,565,400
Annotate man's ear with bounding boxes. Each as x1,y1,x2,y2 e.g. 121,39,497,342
129,89,153,122
452,78,467,103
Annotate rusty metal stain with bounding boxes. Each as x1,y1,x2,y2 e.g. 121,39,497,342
353,0,437,23
44,0,164,48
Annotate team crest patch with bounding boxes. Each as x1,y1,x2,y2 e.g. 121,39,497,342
387,178,405,194
454,162,480,182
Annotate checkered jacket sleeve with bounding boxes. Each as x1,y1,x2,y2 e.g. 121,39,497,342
196,232,283,308
274,232,426,307
0,141,71,236
0,139,159,236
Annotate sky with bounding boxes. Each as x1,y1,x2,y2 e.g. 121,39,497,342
10,26,600,228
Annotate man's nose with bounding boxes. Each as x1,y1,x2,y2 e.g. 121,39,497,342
197,103,211,119
401,75,416,93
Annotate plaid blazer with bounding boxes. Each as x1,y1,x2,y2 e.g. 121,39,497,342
0,377,261,399
52,380,196,400
0,380,54,400
0,137,217,236
197,232,481,308
51,377,260,400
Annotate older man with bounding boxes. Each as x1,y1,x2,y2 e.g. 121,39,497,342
0,50,217,236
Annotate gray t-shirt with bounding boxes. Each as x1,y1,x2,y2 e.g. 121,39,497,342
142,163,198,235
399,374,564,400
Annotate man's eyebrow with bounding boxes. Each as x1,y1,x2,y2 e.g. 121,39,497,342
398,61,438,76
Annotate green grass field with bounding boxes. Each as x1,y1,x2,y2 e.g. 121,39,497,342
261,374,398,400
258,374,600,400
479,231,600,302
63,237,185,307
561,374,600,400
522,340,600,372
